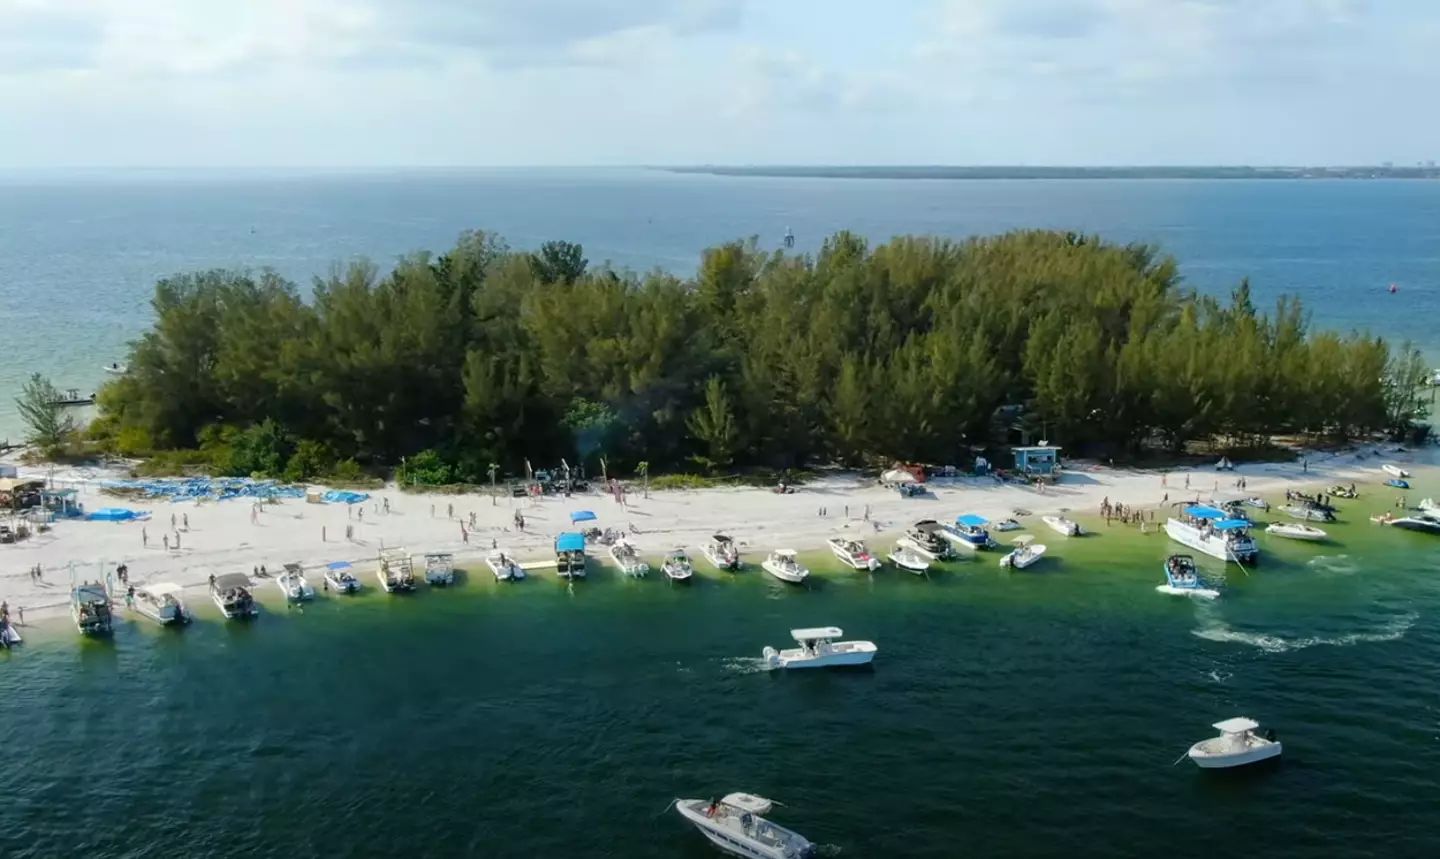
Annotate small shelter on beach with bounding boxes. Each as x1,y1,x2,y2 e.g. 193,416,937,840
1012,446,1061,478
0,477,44,511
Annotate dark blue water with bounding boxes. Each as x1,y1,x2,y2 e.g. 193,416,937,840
2,170,1439,435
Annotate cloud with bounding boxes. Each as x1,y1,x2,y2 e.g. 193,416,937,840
728,45,913,116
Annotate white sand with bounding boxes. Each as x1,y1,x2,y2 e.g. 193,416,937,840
2,443,1433,627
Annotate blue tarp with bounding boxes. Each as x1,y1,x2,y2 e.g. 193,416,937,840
570,510,597,523
322,490,369,504
1184,505,1229,520
956,514,989,527
556,532,586,552
86,507,147,522
97,477,305,502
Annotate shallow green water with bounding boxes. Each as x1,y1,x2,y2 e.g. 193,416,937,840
4,480,1440,858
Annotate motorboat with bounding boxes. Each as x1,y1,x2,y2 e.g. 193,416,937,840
278,563,317,601
761,550,809,584
1418,498,1440,516
702,534,742,571
485,550,525,582
993,518,1023,532
424,552,455,586
1187,717,1282,769
761,626,876,669
674,793,817,859
1385,478,1410,489
376,549,416,593
826,537,880,571
1165,505,1259,564
1280,504,1334,523
1156,554,1219,599
944,514,996,550
71,583,113,635
1266,522,1327,541
50,388,96,407
898,520,953,561
609,538,650,578
1382,464,1411,479
886,545,930,575
323,562,362,593
1390,513,1440,535
1242,497,1270,511
132,582,191,625
104,363,128,374
0,619,20,648
999,537,1046,569
555,531,588,579
1041,515,1082,537
212,573,258,618
662,548,695,582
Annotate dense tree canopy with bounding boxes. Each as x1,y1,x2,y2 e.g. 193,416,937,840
90,229,1430,481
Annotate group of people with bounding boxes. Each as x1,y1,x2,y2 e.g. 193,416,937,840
1100,497,1151,526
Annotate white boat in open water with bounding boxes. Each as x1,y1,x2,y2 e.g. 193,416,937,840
674,793,817,859
1266,522,1327,541
1155,554,1219,599
886,545,930,574
486,550,525,582
609,538,650,578
132,582,191,625
702,534,742,571
1165,505,1259,564
826,537,880,570
1187,717,1282,769
762,626,876,670
761,550,809,584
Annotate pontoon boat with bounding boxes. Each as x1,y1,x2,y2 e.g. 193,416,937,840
71,583,113,634
212,573,258,619
761,626,876,669
674,793,817,859
424,552,455,586
377,549,416,593
898,520,952,561
555,532,587,579
946,514,996,549
1187,717,1281,769
133,582,191,625
761,550,809,584
1165,505,1259,564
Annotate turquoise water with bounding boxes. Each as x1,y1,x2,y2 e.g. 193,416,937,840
2,171,1440,437
4,479,1440,857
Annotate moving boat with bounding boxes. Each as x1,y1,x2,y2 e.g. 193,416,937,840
944,514,996,550
762,626,876,670
826,537,880,571
71,583,113,635
1187,717,1282,769
277,563,316,601
486,550,525,582
132,582,191,625
662,548,695,582
1165,505,1259,564
999,536,1046,569
761,550,809,584
323,562,362,593
1390,513,1440,535
1266,522,1327,541
1156,554,1219,599
702,534,742,571
609,538,650,578
886,545,930,575
211,573,258,619
50,388,95,407
424,552,455,586
555,531,588,579
1041,515,1083,537
898,520,953,561
1382,464,1411,479
674,793,817,859
1280,504,1334,523
376,549,416,593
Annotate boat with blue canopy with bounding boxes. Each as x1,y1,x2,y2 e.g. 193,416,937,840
555,531,588,579
1164,505,1259,564
943,514,996,550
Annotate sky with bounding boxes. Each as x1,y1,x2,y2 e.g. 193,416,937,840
0,0,1437,168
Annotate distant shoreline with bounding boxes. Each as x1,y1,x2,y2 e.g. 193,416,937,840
660,165,1440,181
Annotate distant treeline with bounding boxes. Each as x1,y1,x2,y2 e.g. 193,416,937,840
664,165,1440,181
91,229,1431,483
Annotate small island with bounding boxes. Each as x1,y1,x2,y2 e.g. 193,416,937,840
661,165,1440,181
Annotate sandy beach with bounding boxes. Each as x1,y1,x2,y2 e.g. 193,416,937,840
3,443,1435,627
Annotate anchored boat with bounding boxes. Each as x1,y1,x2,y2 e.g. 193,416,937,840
278,563,317,601
1041,515,1082,537
1390,513,1440,535
424,552,455,586
761,549,809,584
1266,522,1327,541
944,514,997,550
609,538,650,578
1187,717,1282,769
762,626,876,670
71,583,113,635
886,545,930,574
662,548,695,582
132,582,191,625
1382,464,1411,479
999,536,1046,569
324,561,362,593
701,534,742,571
1156,554,1219,599
826,537,880,571
1280,504,1334,523
674,793,816,859
1165,505,1259,565
555,531,588,579
211,573,258,619
485,550,525,582
898,520,952,561
377,549,416,593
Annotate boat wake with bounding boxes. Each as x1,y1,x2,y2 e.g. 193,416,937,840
1307,554,1360,577
1191,611,1418,654
720,656,770,675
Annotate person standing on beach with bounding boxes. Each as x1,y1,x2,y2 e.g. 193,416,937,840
16,606,22,625
1184,474,1190,489
142,527,148,547
358,507,364,522
174,532,181,551
182,513,189,530
447,503,454,520
163,534,169,551
461,524,469,544
322,526,327,542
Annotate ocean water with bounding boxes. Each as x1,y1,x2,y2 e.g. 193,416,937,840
2,170,1440,439
3,478,1440,858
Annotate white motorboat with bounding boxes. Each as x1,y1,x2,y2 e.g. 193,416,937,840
1417,498,1440,516
992,518,1023,532
1390,513,1440,535
1381,464,1410,479
1266,522,1327,542
486,550,525,582
103,363,127,374
761,550,809,584
826,537,880,571
1155,554,1220,599
323,562,362,593
132,582,191,625
377,548,416,593
211,573,258,619
1165,505,1259,564
0,619,20,648
886,545,931,575
899,520,953,561
662,548,695,582
674,793,817,859
1187,717,1282,769
277,564,316,601
1041,515,1082,537
999,537,1046,569
1242,497,1270,511
702,534,742,571
1280,504,1334,523
424,552,455,586
71,583,113,635
762,626,876,670
609,539,650,578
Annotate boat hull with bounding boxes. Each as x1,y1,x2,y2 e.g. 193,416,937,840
1382,464,1410,479
897,536,948,561
764,646,876,670
1042,516,1081,537
760,561,808,583
1189,742,1282,769
702,546,742,571
1266,524,1327,541
1165,519,1258,564
675,801,811,859
886,553,929,575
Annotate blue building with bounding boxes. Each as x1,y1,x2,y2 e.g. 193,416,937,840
1012,446,1061,478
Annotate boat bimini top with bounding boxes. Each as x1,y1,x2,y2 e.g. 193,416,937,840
790,627,842,641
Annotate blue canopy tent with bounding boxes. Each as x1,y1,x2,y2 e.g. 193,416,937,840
1185,505,1249,530
570,510,597,524
956,514,990,527
556,532,586,552
327,561,353,571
